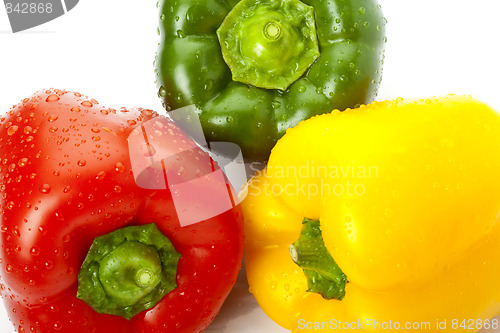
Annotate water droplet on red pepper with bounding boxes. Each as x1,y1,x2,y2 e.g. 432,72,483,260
96,171,106,180
30,246,40,256
77,159,87,167
53,321,62,330
38,226,46,235
115,162,126,173
81,101,93,107
40,184,51,194
48,115,58,122
7,125,19,136
45,94,60,102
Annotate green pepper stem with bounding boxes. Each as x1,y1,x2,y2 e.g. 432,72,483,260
77,224,181,319
217,0,320,90
290,218,347,300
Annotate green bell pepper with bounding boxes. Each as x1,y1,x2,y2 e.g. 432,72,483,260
155,0,386,160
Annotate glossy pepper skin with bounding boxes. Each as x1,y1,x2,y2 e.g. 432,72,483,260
155,0,386,160
242,96,500,332
0,89,244,333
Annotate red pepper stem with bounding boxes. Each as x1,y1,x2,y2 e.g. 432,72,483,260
136,268,155,288
77,224,181,319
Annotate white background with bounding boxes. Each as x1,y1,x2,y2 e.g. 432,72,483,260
1,0,500,332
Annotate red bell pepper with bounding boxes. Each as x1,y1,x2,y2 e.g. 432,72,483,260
0,89,244,332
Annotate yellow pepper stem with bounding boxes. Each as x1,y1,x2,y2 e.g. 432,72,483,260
289,218,347,300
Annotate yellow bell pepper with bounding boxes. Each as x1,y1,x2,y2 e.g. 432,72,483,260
242,95,500,332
